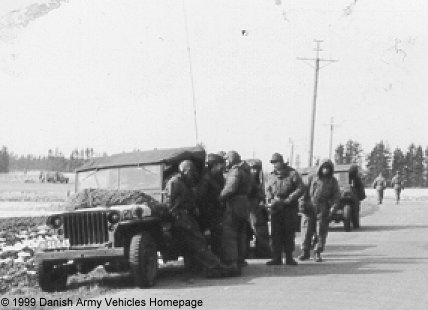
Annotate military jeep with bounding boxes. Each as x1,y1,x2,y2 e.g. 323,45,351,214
299,164,362,232
35,146,205,291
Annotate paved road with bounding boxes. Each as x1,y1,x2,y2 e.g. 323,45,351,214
61,198,428,310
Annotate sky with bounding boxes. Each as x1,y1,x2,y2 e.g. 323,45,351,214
0,0,427,167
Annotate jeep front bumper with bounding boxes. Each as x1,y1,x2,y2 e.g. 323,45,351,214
35,247,125,262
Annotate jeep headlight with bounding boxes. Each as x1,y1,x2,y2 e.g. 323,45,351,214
107,211,121,224
48,215,63,229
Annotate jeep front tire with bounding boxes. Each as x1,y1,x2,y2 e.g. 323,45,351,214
129,232,158,287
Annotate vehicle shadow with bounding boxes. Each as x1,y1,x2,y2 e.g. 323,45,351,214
66,245,410,291
358,224,428,232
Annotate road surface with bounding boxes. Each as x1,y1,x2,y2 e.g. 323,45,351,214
60,198,428,310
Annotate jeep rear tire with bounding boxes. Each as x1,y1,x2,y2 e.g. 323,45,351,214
343,205,352,232
129,232,158,287
37,261,67,292
352,209,360,229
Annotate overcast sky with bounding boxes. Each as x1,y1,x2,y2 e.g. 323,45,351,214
0,0,427,167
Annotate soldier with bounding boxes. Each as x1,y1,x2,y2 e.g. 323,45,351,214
165,160,225,278
373,172,387,205
349,165,366,229
247,160,271,258
220,151,252,274
299,159,340,262
391,171,404,204
197,153,226,258
266,153,304,266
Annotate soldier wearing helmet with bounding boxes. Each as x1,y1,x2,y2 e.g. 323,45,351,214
219,150,252,274
391,171,404,204
165,159,225,278
266,152,304,265
246,159,270,258
196,153,226,257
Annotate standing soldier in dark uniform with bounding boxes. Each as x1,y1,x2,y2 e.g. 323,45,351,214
300,159,340,262
165,160,225,278
391,171,404,204
266,153,304,266
247,159,271,258
373,172,387,205
349,164,366,229
220,151,252,274
197,154,226,258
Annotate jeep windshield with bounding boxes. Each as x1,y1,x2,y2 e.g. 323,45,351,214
76,165,162,192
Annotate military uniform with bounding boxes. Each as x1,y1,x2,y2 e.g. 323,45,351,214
220,160,252,269
349,165,366,229
248,171,270,257
266,160,304,265
391,173,404,204
166,173,222,273
300,159,340,262
373,174,387,204
197,168,225,258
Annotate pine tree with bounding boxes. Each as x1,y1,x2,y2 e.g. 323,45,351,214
366,141,391,184
391,147,405,175
344,140,363,165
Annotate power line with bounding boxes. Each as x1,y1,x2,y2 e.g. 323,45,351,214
297,40,338,167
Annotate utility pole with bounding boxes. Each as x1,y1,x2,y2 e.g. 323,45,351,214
297,40,337,167
182,0,199,144
323,117,341,161
289,138,294,166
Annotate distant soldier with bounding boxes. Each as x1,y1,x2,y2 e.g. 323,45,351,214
39,171,45,183
197,154,226,258
391,171,404,204
220,151,252,274
247,159,270,258
165,160,225,278
300,159,340,262
266,153,304,265
373,172,387,205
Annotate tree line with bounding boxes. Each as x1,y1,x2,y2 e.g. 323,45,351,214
0,147,106,173
335,140,428,187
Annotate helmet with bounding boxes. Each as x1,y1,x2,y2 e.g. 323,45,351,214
224,151,241,166
179,160,196,173
206,153,224,167
247,159,262,169
270,153,284,163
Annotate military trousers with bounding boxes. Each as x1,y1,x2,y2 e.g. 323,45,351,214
376,189,384,204
394,188,401,204
300,203,330,253
221,196,250,265
249,199,271,257
174,213,221,269
270,201,299,261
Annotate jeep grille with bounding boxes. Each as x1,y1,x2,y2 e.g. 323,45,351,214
63,212,109,246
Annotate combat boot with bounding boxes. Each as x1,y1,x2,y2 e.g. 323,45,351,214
298,250,310,261
285,253,298,266
204,265,224,278
266,259,282,265
221,263,241,277
238,260,248,267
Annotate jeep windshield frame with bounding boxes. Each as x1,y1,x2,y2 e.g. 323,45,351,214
76,164,163,193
